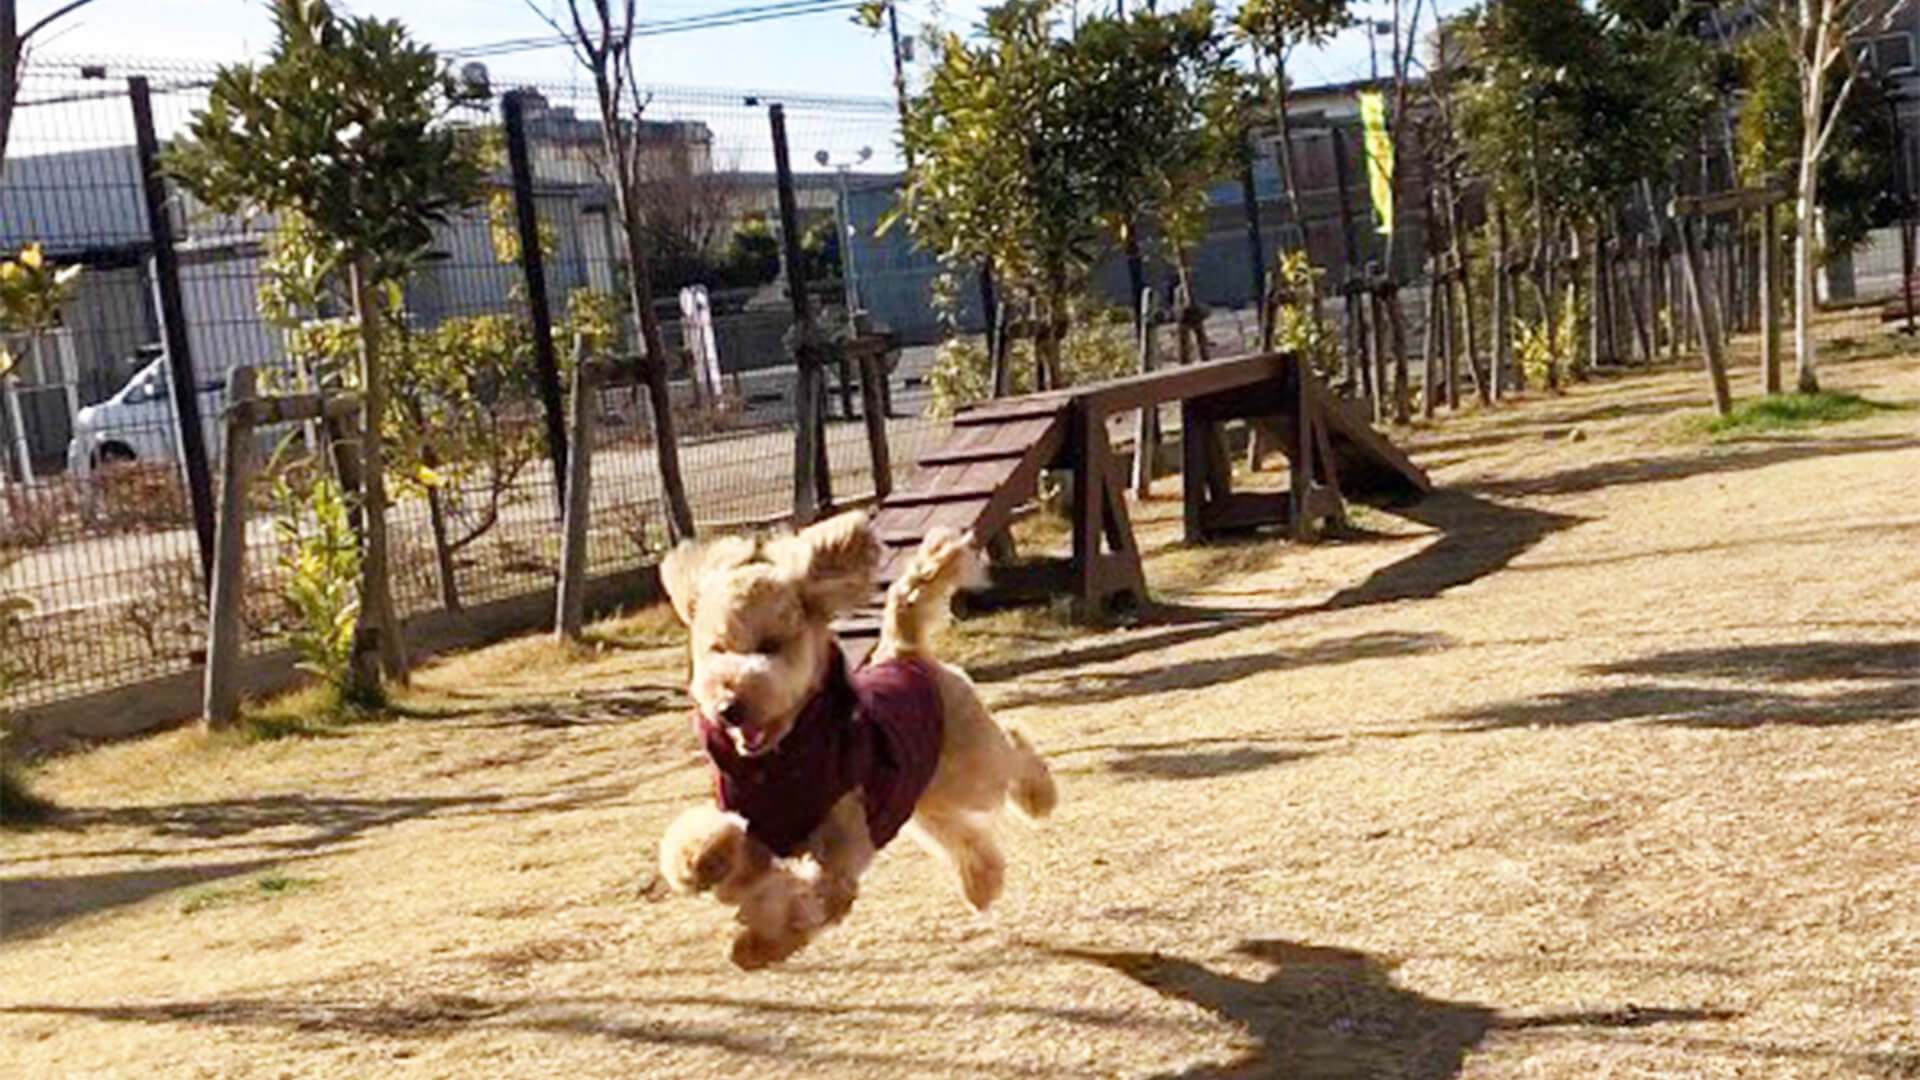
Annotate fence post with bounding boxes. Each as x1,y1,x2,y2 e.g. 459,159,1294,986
203,366,257,729
556,338,595,643
129,76,217,591
502,89,571,516
770,103,830,524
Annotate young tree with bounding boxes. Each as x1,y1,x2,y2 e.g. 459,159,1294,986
897,1,1239,388
520,0,697,540
897,0,1104,388
1738,18,1899,329
170,0,487,695
1769,0,1898,392
0,0,107,173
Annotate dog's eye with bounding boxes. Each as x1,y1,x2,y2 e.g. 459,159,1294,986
753,636,781,655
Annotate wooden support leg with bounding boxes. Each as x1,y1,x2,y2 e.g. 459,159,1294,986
1289,362,1315,541
1071,400,1104,617
1181,399,1207,546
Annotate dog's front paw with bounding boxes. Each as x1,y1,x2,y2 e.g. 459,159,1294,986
729,921,815,970
660,806,750,895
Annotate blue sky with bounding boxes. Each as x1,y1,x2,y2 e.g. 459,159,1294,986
33,0,1468,98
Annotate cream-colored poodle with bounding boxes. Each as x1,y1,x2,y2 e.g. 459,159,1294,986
656,511,1056,969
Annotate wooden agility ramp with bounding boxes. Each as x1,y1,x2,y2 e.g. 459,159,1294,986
835,351,1429,664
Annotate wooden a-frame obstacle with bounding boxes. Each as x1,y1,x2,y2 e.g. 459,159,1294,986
834,350,1430,666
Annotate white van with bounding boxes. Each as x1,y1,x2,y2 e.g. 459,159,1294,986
65,349,228,479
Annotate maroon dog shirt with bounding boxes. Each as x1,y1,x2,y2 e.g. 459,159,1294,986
696,648,944,857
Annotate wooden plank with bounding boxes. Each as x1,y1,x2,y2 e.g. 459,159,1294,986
1199,491,1293,534
954,397,1071,426
880,484,1005,508
916,444,1031,467
1081,351,1290,417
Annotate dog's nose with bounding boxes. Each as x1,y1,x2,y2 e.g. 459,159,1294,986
719,701,748,728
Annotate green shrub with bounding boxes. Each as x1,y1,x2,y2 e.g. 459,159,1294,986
926,303,1136,417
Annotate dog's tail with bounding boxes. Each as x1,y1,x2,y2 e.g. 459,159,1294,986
1005,726,1057,821
877,527,985,658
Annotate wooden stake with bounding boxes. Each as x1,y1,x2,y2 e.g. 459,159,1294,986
203,366,257,729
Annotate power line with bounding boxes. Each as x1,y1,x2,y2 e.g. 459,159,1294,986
448,0,863,60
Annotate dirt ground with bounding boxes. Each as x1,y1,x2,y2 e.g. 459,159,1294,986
4,331,1918,1079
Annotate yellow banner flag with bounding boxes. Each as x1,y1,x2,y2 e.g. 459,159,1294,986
1359,90,1394,238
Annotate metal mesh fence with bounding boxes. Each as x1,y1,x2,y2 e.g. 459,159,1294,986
0,56,947,711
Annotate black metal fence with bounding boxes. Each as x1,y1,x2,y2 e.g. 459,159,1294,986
0,57,949,710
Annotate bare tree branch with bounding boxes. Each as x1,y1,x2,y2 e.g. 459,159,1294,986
21,0,100,44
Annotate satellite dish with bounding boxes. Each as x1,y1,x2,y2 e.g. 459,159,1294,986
856,146,873,164
814,150,830,166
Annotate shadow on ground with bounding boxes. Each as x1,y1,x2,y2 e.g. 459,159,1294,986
0,785,627,940
1057,938,1737,1079
971,492,1572,686
1443,639,1920,733
994,630,1453,710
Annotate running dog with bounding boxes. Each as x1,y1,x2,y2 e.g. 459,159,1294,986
656,511,1056,969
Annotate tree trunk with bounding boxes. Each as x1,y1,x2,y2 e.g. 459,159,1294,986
617,173,699,540
1421,274,1441,420
1447,183,1486,405
1793,157,1821,393
1491,210,1510,398
1386,288,1411,425
348,257,407,692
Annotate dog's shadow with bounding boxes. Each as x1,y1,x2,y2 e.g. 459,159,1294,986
1052,939,1735,1079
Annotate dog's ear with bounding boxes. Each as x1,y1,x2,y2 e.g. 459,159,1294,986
660,539,706,626
660,534,761,626
768,510,879,618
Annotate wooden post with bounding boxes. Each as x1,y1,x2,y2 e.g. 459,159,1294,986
1761,200,1782,395
856,344,892,500
1675,213,1734,416
556,339,595,643
203,366,257,729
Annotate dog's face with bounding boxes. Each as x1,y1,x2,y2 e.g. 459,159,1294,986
661,511,878,757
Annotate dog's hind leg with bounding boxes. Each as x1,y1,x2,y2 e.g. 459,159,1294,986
907,809,1006,912
1003,727,1057,821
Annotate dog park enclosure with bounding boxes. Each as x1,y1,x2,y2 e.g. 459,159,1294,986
834,351,1430,665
